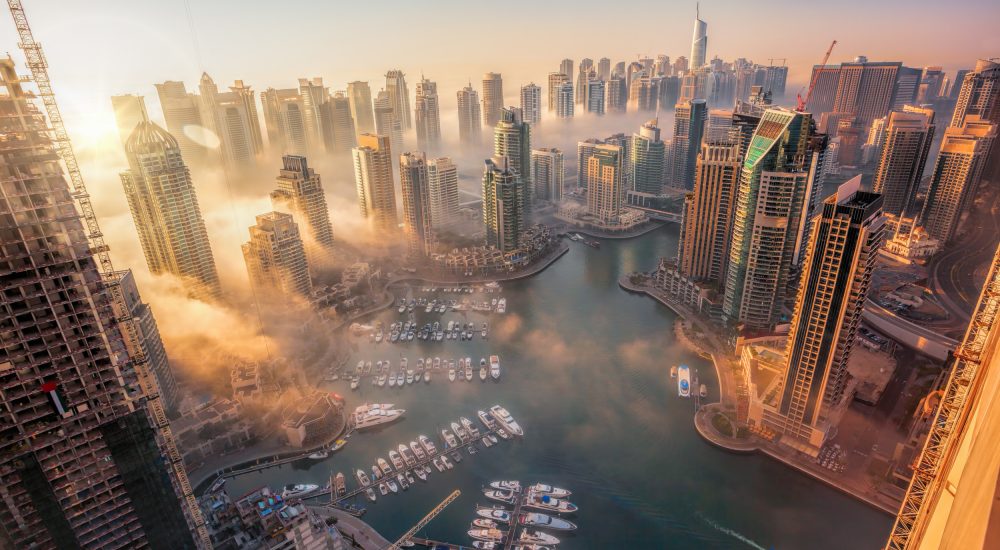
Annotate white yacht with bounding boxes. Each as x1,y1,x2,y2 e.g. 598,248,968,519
352,404,405,430
489,405,523,436
529,483,571,498
281,484,319,499
419,435,437,456
489,355,500,380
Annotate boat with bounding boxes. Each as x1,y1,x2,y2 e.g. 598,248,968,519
461,417,480,437
490,355,501,380
307,450,329,460
350,378,359,391
441,429,459,448
484,490,516,505
468,528,505,542
678,365,691,398
433,357,441,370
389,450,404,470
489,405,524,436
519,530,560,546
377,374,387,387
478,410,497,430
670,365,678,378
464,360,474,381
522,493,578,513
451,421,469,442
378,483,388,496
406,471,415,484
432,458,445,472
480,363,488,381
496,429,510,440
441,455,453,469
497,298,506,313
334,473,346,496
482,435,495,448
281,484,319,499
472,518,498,529
355,470,371,487
398,444,415,466
396,473,408,490
414,467,427,481
450,451,463,463
424,370,431,383
700,383,708,398
352,404,406,430
477,507,513,523
519,512,577,531
448,368,456,382
386,479,399,493
410,440,427,460
490,480,521,492
406,370,414,384
366,488,377,502
488,434,499,444
372,465,382,480
472,541,498,550
529,484,571,498
378,458,392,475
419,435,437,455
388,373,396,388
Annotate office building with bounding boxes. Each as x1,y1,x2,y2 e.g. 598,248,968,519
548,72,570,112
482,72,504,126
260,87,308,156
347,80,376,135
271,155,335,267
415,77,442,151
576,59,594,104
679,141,741,283
829,60,904,128
427,156,460,231
242,212,313,298
120,121,222,300
669,99,707,190
457,83,483,145
585,143,625,224
556,82,574,118
385,69,412,130
520,82,542,124
872,106,935,216
399,152,435,257
374,89,404,154
154,80,207,163
531,147,564,203
298,76,329,154
630,119,666,194
353,134,399,234
482,156,525,252
690,5,708,70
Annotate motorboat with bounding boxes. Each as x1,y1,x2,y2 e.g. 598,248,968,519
307,450,329,460
519,512,577,531
350,378,359,391
670,365,678,378
366,488,376,502
490,481,521,492
405,471,415,485
334,473,346,497
414,467,427,481
476,507,512,523
472,518,498,529
461,417,480,437
519,530,560,546
419,435,437,456
355,470,370,487
497,429,510,440
480,363,488,381
700,383,708,398
377,374,387,387
424,370,431,383
477,410,497,430
472,541,498,550
449,451,462,463
378,482,388,496
451,422,469,442
467,528,505,542
389,450,404,470
372,465,382,480
522,493,577,513
464,359,473,381
678,365,691,397
529,484,571,498
441,429,459,448
489,405,523,436
432,458,445,472
483,490,516,505
448,368,456,382
482,436,495,448
441,455,453,469
387,479,399,493
281,484,319,499
378,458,392,476
490,356,501,380
406,370,414,385
410,440,427,461
399,444,416,466
388,373,396,388
396,473,408,490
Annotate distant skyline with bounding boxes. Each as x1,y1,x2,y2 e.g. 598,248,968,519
9,0,999,150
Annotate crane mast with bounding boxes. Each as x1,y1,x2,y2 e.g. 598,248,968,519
6,1,212,547
797,40,837,112
385,489,461,549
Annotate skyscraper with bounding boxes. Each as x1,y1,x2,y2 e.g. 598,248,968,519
271,155,335,267
399,152,435,257
585,77,606,115
482,72,504,126
353,134,399,234
1,57,203,549
494,107,532,215
690,5,708,70
950,59,1000,128
669,99,707,190
628,73,659,112
374,89,404,154
531,147,565,203
242,211,313,298
154,80,206,164
482,156,525,253
830,60,904,129
520,83,542,125
427,157,460,231
385,69,412,130
260,87,308,156
298,76,329,154
556,82,574,118
607,74,628,113
347,80,376,135
576,59,594,104
197,74,263,172
769,180,883,448
548,72,570,112
723,108,822,331
630,119,666,194
324,91,357,154
597,57,612,81
559,58,574,80
415,77,442,151
120,121,222,300
457,83,483,145
679,141,742,283
585,143,625,224
920,116,997,242
872,106,935,216
111,93,149,147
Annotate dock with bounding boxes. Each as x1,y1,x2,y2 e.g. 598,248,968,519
409,537,470,549
500,485,526,550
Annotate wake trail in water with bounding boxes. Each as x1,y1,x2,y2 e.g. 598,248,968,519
698,512,769,550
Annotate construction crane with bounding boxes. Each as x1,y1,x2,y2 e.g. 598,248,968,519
385,489,461,550
5,1,212,548
796,40,837,112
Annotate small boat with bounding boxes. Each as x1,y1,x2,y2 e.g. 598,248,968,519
468,528,505,542
482,436,495,448
478,410,497,430
670,365,678,378
519,512,577,531
448,368,456,382
468,444,478,455
389,450,404,470
432,458,445,472
490,355,501,380
406,370,414,384
406,471,415,484
441,455,453,469
480,363,488,381
678,365,691,398
414,467,427,481
472,518,498,529
489,405,523,437
488,434,499,445
387,479,399,493
450,451,463,463
522,493,578,513
372,465,382,480
378,458,392,475
483,490,516,505
350,378,359,391
378,483,388,496
365,487,377,502
410,441,427,461
441,429,459,448
399,444,416,466
490,480,521,492
419,435,437,455
472,542,498,550
464,359,473,381
307,450,329,460
396,473,408,490
529,484,571,498
700,383,708,398
497,429,510,440
477,507,512,523
424,370,431,383
355,470,371,487
519,530,560,546
281,484,319,499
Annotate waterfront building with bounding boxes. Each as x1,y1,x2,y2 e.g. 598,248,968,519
690,5,708,70
679,141,741,283
531,147,565,203
271,155,335,267
872,106,936,216
630,119,666,194
0,58,205,548
482,156,525,253
457,83,483,145
110,93,149,147
585,143,625,224
347,80,376,135
520,82,542,124
353,134,399,234
754,179,883,452
385,69,412,130
494,107,532,214
920,116,997,243
607,74,628,113
120,121,222,300
577,139,602,190
374,89,404,154
260,87,308,156
154,80,207,163
400,152,436,257
669,99,707,190
556,82,574,118
548,72,570,112
427,156,460,231
242,211,313,298
585,77,606,115
415,77,442,151
482,72,504,126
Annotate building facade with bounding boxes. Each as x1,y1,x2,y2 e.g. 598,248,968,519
399,152,435,257
482,156,524,253
872,106,935,216
482,72,504,127
271,155,335,268
242,212,313,298
353,134,399,235
531,147,564,203
457,83,483,145
427,157,460,231
679,141,741,283
415,77,442,152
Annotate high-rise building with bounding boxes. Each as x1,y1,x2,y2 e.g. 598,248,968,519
607,75,628,113
415,77,442,151
271,155,335,267
482,72,504,126
585,143,625,224
531,147,564,203
353,134,399,234
347,81,376,136
482,156,525,252
242,212,313,298
807,65,843,116
324,91,357,154
298,76,329,154
950,59,1000,180
576,59,594,104
120,121,222,300
690,5,708,70
920,116,997,242
548,72,570,112
678,141,741,283
107,269,181,414
559,58,574,80
705,108,734,143
399,152,435,257
1,58,203,549
597,57,611,81
723,108,822,331
260,87,308,156
829,60,904,128
385,69,412,130
374,89,404,154
893,66,923,111
520,83,542,124
585,78,606,115
577,138,602,189
111,94,149,147
872,106,936,216
628,73,659,112
556,82,574,118
457,83,483,145
427,157,460,231
197,74,263,172
669,99,707,190
673,56,689,75
630,119,666,194
494,107,532,214
154,80,207,163
763,179,884,449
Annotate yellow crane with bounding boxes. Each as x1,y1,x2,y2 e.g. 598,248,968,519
384,489,461,550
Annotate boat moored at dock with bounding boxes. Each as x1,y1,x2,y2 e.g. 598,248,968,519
678,365,691,397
